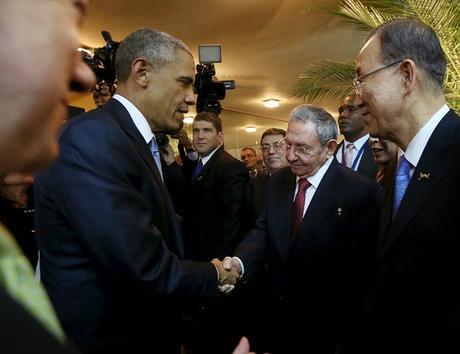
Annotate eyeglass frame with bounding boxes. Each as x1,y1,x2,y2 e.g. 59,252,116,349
353,59,403,95
260,138,286,152
281,137,317,158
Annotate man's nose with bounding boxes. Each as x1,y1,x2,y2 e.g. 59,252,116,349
185,87,196,106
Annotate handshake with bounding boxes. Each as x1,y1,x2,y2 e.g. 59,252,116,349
211,257,242,294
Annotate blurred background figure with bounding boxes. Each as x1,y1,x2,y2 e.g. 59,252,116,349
240,147,265,178
369,137,397,185
92,83,114,108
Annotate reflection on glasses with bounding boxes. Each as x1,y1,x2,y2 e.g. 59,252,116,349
282,139,314,157
353,60,403,95
260,139,286,152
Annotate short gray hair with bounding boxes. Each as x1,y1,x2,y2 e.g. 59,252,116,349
115,28,191,83
289,104,338,145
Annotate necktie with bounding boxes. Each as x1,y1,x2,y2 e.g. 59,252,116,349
192,159,203,180
0,223,65,342
291,178,311,236
393,155,411,218
149,139,164,181
344,143,355,168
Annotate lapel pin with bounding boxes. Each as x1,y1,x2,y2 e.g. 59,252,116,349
418,172,430,181
337,207,342,216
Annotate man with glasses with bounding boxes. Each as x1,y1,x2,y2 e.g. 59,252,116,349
240,147,265,178
224,104,380,353
335,95,378,180
246,128,288,221
353,19,460,354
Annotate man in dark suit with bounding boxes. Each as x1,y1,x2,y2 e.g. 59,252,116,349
335,94,378,180
0,0,96,352
34,29,237,354
354,19,460,353
184,111,249,261
246,128,287,223
224,104,381,353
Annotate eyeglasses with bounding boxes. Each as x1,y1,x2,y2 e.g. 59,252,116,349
353,60,403,95
282,138,314,157
260,139,286,152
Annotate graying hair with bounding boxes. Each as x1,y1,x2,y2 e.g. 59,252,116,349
115,28,191,83
289,104,338,145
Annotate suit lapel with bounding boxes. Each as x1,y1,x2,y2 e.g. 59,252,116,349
193,146,223,184
377,111,456,260
271,169,296,261
294,159,341,245
102,99,184,257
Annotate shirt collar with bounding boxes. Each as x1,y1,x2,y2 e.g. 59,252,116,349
200,145,221,166
113,94,154,144
404,104,449,168
296,156,333,189
344,133,369,151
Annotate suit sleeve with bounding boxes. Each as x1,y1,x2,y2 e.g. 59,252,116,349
43,119,217,296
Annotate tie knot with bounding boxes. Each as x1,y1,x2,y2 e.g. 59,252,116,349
298,178,310,191
397,155,411,176
346,142,355,151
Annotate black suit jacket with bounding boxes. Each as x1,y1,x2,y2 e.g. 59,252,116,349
0,286,80,354
34,99,217,354
335,138,378,181
183,146,249,261
235,160,380,350
245,173,269,225
369,110,460,352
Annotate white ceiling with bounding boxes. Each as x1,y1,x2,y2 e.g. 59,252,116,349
70,0,365,157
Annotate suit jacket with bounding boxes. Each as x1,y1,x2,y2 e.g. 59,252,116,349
0,287,80,354
235,160,380,351
34,99,217,354
183,146,249,261
245,173,269,225
369,110,460,352
335,138,378,181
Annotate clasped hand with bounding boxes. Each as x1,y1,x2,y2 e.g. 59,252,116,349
211,257,241,294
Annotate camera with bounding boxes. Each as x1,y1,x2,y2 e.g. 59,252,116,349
82,31,119,93
194,45,235,116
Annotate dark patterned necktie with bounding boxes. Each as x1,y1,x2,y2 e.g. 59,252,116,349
291,178,311,236
192,159,203,180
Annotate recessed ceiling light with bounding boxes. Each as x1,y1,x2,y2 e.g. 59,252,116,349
263,99,280,108
245,126,257,133
183,116,194,124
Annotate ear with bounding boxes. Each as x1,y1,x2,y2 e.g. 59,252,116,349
217,131,224,144
325,139,337,158
131,58,151,88
400,59,416,96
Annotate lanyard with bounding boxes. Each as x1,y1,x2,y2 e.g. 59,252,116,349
341,142,366,171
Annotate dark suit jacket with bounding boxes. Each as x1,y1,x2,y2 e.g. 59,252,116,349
368,110,460,353
34,99,217,354
0,286,80,354
183,146,249,261
235,160,380,351
245,173,269,225
335,138,378,181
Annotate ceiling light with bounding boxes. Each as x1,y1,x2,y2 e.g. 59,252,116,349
245,126,257,133
183,116,194,124
263,99,280,108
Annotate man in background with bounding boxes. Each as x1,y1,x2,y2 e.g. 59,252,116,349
335,94,378,180
240,146,265,178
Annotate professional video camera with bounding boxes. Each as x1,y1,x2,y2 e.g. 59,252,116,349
82,31,119,93
194,45,235,116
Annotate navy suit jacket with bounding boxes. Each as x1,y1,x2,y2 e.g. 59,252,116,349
335,138,378,181
369,109,460,352
34,99,217,353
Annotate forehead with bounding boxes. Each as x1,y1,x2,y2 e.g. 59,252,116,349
241,149,255,155
356,35,382,74
286,120,318,143
262,134,284,144
193,120,215,130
